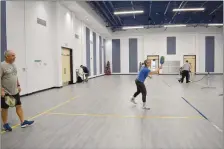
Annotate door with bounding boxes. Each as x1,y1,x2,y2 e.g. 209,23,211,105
147,55,159,71
183,55,196,73
62,48,71,85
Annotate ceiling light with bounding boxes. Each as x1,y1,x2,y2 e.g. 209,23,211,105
114,10,144,15
208,23,223,26
164,24,186,27
122,26,144,29
173,8,205,12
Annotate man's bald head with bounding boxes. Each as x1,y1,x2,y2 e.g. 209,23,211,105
4,50,16,64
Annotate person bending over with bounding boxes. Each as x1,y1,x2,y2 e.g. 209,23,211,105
80,65,89,82
130,59,161,109
1,50,34,132
179,60,191,83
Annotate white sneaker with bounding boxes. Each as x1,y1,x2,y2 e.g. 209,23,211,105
130,97,137,104
142,102,146,108
142,103,150,110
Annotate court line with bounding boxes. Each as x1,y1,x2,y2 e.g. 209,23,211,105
46,112,203,119
1,96,78,134
181,97,223,132
162,80,171,87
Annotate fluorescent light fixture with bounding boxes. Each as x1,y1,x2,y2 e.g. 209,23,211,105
114,10,144,15
208,23,223,26
173,8,205,12
164,24,186,27
122,26,144,29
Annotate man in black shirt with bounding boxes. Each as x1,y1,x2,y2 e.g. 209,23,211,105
80,65,89,82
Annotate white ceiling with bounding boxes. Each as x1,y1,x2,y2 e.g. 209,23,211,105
60,1,112,37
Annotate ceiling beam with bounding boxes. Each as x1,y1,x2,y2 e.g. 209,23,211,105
130,1,135,19
177,1,188,23
95,2,115,26
200,1,208,7
87,2,110,26
209,3,223,15
149,1,152,17
148,1,153,24
108,23,223,31
185,1,207,24
185,17,191,23
180,1,188,11
169,1,185,23
164,1,171,15
102,1,119,25
108,1,123,25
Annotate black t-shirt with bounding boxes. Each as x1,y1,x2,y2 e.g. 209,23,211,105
82,66,89,73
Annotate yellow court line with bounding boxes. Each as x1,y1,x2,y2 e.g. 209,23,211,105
47,112,203,119
1,96,78,134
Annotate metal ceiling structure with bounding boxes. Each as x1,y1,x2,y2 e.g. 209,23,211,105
87,1,223,32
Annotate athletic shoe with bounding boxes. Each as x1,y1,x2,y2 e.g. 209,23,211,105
142,103,150,110
130,97,137,104
21,120,34,128
178,80,183,83
3,123,12,131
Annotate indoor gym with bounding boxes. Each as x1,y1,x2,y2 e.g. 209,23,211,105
1,1,223,149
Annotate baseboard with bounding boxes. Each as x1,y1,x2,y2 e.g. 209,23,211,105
20,86,62,97
88,74,105,79
20,74,104,97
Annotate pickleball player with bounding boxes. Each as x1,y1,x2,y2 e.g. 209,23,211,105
1,50,34,131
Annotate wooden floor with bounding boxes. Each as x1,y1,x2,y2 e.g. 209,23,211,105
1,75,223,149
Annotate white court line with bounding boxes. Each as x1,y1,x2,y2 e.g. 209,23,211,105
210,122,223,132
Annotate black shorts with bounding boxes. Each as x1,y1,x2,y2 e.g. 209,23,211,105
1,93,21,109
